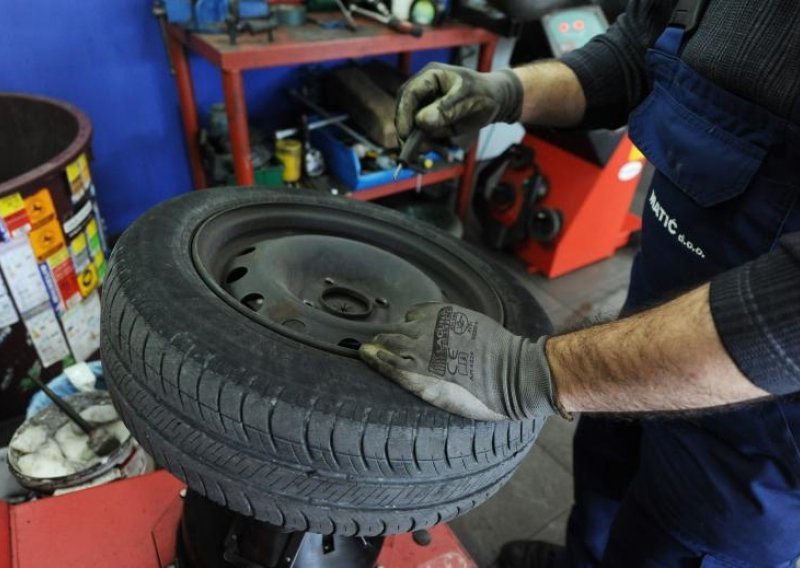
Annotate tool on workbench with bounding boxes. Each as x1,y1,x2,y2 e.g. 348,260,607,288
335,0,359,31
159,0,274,44
239,16,278,41
225,0,240,43
361,0,391,19
307,15,351,29
350,3,424,36
393,127,426,180
213,0,276,44
273,4,307,26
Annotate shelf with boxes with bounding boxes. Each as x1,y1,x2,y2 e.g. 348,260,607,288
166,17,497,216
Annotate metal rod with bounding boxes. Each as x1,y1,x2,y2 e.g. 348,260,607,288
28,375,94,436
287,89,383,152
274,114,349,139
153,1,176,75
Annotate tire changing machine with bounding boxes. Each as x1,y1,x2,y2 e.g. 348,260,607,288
468,1,644,278
0,471,477,567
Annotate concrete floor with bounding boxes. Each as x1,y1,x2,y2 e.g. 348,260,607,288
449,237,639,567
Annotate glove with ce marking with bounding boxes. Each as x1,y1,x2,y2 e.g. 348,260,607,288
359,303,565,421
395,62,524,143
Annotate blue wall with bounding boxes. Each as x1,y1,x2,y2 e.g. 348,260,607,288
1,1,447,236
1,1,189,235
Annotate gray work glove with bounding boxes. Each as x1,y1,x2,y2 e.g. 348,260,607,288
359,303,560,421
395,63,524,143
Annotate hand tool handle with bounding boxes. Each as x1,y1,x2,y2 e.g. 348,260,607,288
388,16,423,36
399,128,426,164
28,374,94,435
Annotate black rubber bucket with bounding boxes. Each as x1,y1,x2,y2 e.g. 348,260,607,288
0,93,108,420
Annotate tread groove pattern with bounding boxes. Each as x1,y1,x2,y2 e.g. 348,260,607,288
101,188,546,536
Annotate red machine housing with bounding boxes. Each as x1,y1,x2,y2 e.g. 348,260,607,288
0,472,476,568
516,133,643,278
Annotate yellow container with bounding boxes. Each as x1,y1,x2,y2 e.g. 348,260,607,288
275,139,302,182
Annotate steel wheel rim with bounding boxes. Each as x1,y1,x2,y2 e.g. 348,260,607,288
192,202,504,356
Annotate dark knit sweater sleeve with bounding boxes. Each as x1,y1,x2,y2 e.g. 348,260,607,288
559,0,676,129
710,233,800,395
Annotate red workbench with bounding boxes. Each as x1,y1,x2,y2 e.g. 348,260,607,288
167,18,498,216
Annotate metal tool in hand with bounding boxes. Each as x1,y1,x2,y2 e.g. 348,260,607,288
28,375,120,457
393,128,426,180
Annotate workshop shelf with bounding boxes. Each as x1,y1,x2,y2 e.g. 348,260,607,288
348,162,465,200
167,17,498,217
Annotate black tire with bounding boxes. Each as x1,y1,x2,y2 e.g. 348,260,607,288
101,187,551,536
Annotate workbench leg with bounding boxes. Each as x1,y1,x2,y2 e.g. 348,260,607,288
458,146,479,219
222,69,255,186
169,34,208,189
457,38,498,219
398,52,412,76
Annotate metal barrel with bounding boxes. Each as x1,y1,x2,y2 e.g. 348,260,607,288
0,93,109,420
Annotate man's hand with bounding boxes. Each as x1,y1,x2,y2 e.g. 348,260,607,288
395,63,524,143
359,303,561,421
361,286,770,421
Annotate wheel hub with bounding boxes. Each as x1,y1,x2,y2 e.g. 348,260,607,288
319,285,374,319
223,235,443,346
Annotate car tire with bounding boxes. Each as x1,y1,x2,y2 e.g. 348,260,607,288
101,187,551,536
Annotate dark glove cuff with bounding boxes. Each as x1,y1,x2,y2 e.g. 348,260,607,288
494,69,524,124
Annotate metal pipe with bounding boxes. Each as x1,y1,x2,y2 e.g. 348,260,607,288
287,89,383,153
274,114,349,139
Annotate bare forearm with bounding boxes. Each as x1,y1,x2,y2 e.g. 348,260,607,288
512,61,587,127
546,284,769,414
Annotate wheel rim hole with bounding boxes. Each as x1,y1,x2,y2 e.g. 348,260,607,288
241,293,264,311
226,266,248,283
375,297,389,307
324,277,335,286
338,338,362,350
303,300,314,307
238,246,255,256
